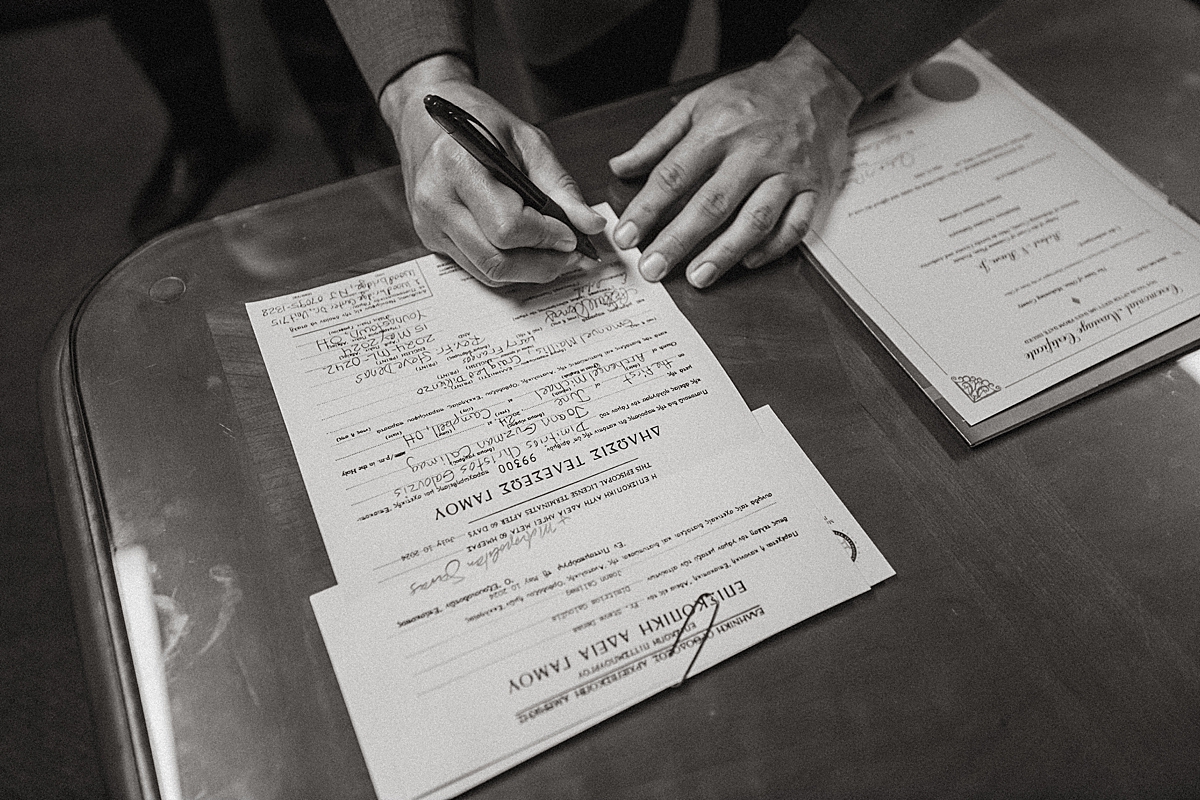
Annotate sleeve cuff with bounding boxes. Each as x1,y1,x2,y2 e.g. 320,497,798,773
325,0,475,100
790,0,1001,102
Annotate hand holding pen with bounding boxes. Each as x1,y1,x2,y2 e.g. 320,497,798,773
425,95,599,261
376,60,606,287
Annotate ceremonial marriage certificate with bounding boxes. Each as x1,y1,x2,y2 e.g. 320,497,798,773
806,40,1200,444
247,207,891,799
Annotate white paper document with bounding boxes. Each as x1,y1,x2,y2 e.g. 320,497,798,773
308,404,886,800
249,206,768,593
248,207,889,799
806,41,1200,428
754,405,893,587
311,436,872,800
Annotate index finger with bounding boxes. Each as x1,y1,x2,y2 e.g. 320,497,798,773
612,127,715,253
609,97,694,180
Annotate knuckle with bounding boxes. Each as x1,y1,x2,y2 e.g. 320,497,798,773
745,204,776,236
490,215,523,248
709,240,742,267
535,225,565,250
744,241,781,270
410,181,440,214
470,267,504,287
653,230,689,260
712,103,750,133
478,251,513,283
743,253,766,270
554,171,582,194
781,217,809,243
746,252,778,270
696,189,731,220
654,160,688,193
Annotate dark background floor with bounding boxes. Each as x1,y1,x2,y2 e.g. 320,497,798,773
1,6,347,798
0,3,715,797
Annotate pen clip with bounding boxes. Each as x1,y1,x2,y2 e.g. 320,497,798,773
444,101,507,156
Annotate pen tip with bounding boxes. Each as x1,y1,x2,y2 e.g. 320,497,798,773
578,237,599,261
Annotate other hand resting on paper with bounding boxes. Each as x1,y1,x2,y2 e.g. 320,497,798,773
610,34,861,288
378,36,860,289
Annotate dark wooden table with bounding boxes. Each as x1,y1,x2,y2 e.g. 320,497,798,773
42,0,1200,797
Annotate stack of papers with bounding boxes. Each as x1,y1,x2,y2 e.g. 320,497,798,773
806,41,1200,443
247,206,890,799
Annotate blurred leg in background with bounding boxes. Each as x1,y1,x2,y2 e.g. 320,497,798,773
110,0,395,243
108,0,253,242
260,0,397,177
523,0,692,121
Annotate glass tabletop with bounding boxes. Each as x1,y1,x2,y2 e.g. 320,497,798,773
44,0,1200,797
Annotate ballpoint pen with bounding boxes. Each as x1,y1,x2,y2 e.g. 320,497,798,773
424,94,599,261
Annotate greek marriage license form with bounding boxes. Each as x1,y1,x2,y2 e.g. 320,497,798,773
247,205,891,800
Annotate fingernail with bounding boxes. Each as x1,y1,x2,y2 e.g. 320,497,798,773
742,253,762,270
640,252,668,281
565,252,584,268
689,262,717,288
553,237,576,252
614,221,639,249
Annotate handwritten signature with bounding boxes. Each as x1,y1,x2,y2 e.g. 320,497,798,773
409,558,464,594
408,518,565,595
466,520,560,571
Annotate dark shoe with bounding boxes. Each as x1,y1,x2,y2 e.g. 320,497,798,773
128,130,253,243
